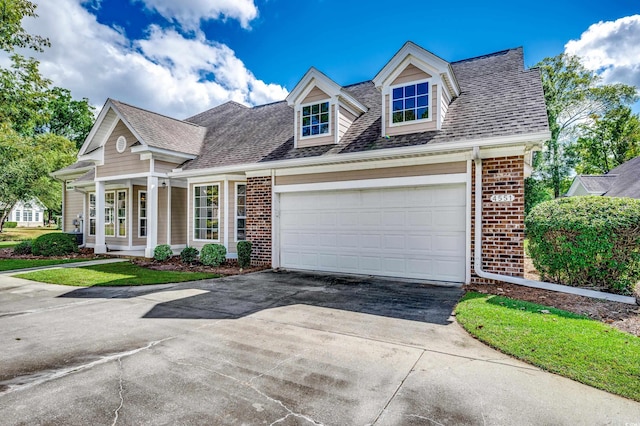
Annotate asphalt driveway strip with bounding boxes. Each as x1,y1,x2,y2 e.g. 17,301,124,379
0,270,639,425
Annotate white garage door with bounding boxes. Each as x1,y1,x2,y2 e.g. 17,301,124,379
278,184,466,282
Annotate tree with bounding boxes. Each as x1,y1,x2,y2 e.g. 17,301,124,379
41,87,95,149
534,54,637,197
0,0,49,52
573,106,640,174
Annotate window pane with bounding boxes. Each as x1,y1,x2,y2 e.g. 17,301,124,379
405,84,416,97
311,104,319,114
393,112,403,123
417,82,428,95
311,125,320,135
238,185,245,195
392,87,403,99
417,95,428,107
418,107,429,119
393,100,403,111
405,110,416,121
302,106,310,116
302,116,310,126
320,102,329,113
320,124,329,134
302,127,310,137
405,98,415,109
320,113,329,123
311,115,319,125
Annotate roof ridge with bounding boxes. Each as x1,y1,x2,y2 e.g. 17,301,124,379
110,98,204,129
451,47,521,64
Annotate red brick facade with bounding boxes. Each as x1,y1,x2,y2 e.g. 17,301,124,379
471,155,526,284
246,176,273,266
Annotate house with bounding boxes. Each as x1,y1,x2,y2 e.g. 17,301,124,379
52,42,550,284
5,199,47,227
566,156,640,198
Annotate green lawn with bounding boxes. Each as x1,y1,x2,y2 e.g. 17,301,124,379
14,261,220,286
0,241,18,249
0,258,94,271
456,292,640,402
0,227,60,242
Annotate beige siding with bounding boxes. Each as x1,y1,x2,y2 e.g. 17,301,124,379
188,181,225,250
441,87,451,123
275,162,466,185
64,188,84,233
96,121,150,178
338,106,357,141
155,160,180,174
157,187,168,245
297,104,335,148
302,86,330,104
391,64,432,86
132,185,146,246
385,84,438,136
171,187,187,245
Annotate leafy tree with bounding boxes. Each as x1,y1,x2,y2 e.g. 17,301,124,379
535,54,637,197
573,106,640,174
40,87,95,149
0,0,49,52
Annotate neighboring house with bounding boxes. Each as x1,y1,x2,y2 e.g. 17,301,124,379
6,199,47,227
566,156,640,198
52,42,550,284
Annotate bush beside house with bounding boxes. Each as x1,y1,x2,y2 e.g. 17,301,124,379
200,244,226,267
237,241,252,268
526,196,640,295
153,244,173,261
31,233,78,257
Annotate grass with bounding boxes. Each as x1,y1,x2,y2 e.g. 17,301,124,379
456,292,640,402
0,227,60,242
0,258,94,271
14,261,220,286
0,241,18,249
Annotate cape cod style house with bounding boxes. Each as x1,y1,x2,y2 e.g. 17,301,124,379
53,42,550,285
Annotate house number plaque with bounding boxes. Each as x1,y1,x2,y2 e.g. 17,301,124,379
490,194,515,202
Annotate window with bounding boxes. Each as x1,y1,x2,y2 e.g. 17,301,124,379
236,184,246,241
301,101,330,137
15,211,21,221
391,81,429,124
194,184,219,240
139,191,147,238
25,210,33,222
117,190,126,237
35,212,39,222
89,193,96,236
105,191,115,237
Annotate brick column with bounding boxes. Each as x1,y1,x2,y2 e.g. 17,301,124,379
471,156,525,284
246,176,272,266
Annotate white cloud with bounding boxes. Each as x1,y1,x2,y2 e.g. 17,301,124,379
134,0,259,30
565,15,640,88
9,0,286,119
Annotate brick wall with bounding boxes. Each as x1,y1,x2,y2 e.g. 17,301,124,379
471,156,525,284
246,176,272,266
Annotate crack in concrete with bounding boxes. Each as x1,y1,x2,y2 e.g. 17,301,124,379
249,351,305,384
0,338,174,396
161,354,321,425
111,357,125,426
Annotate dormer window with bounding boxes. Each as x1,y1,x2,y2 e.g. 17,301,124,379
391,80,430,125
302,101,330,137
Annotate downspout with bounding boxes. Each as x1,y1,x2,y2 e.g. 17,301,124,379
472,148,637,305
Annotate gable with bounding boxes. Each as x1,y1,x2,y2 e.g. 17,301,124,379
391,64,432,86
95,121,150,178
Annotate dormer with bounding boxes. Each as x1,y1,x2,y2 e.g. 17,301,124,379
373,42,460,137
286,68,367,148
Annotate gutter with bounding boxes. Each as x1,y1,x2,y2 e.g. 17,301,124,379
472,149,637,305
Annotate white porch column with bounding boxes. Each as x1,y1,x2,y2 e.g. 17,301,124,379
95,181,107,254
145,175,158,258
223,178,229,253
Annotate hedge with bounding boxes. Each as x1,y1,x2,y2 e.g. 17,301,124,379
32,233,78,257
200,244,226,267
237,240,252,268
4,221,17,228
180,246,199,263
525,196,640,295
153,244,173,261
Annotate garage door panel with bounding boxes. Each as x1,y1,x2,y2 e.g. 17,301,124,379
279,184,466,282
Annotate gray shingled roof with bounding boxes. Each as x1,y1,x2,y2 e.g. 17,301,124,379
182,47,549,170
111,100,207,156
576,175,617,194
602,156,640,198
53,160,94,175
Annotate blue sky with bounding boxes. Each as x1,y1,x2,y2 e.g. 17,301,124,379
11,0,640,118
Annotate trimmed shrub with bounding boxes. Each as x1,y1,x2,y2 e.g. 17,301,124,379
32,233,78,257
200,243,226,267
237,240,252,268
153,244,173,261
180,246,199,264
4,221,17,228
12,240,33,255
525,196,640,295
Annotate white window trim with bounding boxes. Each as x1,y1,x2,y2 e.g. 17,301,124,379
193,183,221,243
104,191,116,238
138,190,147,238
388,77,433,127
88,193,96,236
235,182,247,242
299,99,332,140
116,190,127,238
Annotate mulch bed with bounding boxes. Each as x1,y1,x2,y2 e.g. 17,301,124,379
131,256,269,276
0,247,100,260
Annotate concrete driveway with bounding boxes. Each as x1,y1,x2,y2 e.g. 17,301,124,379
0,270,639,425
